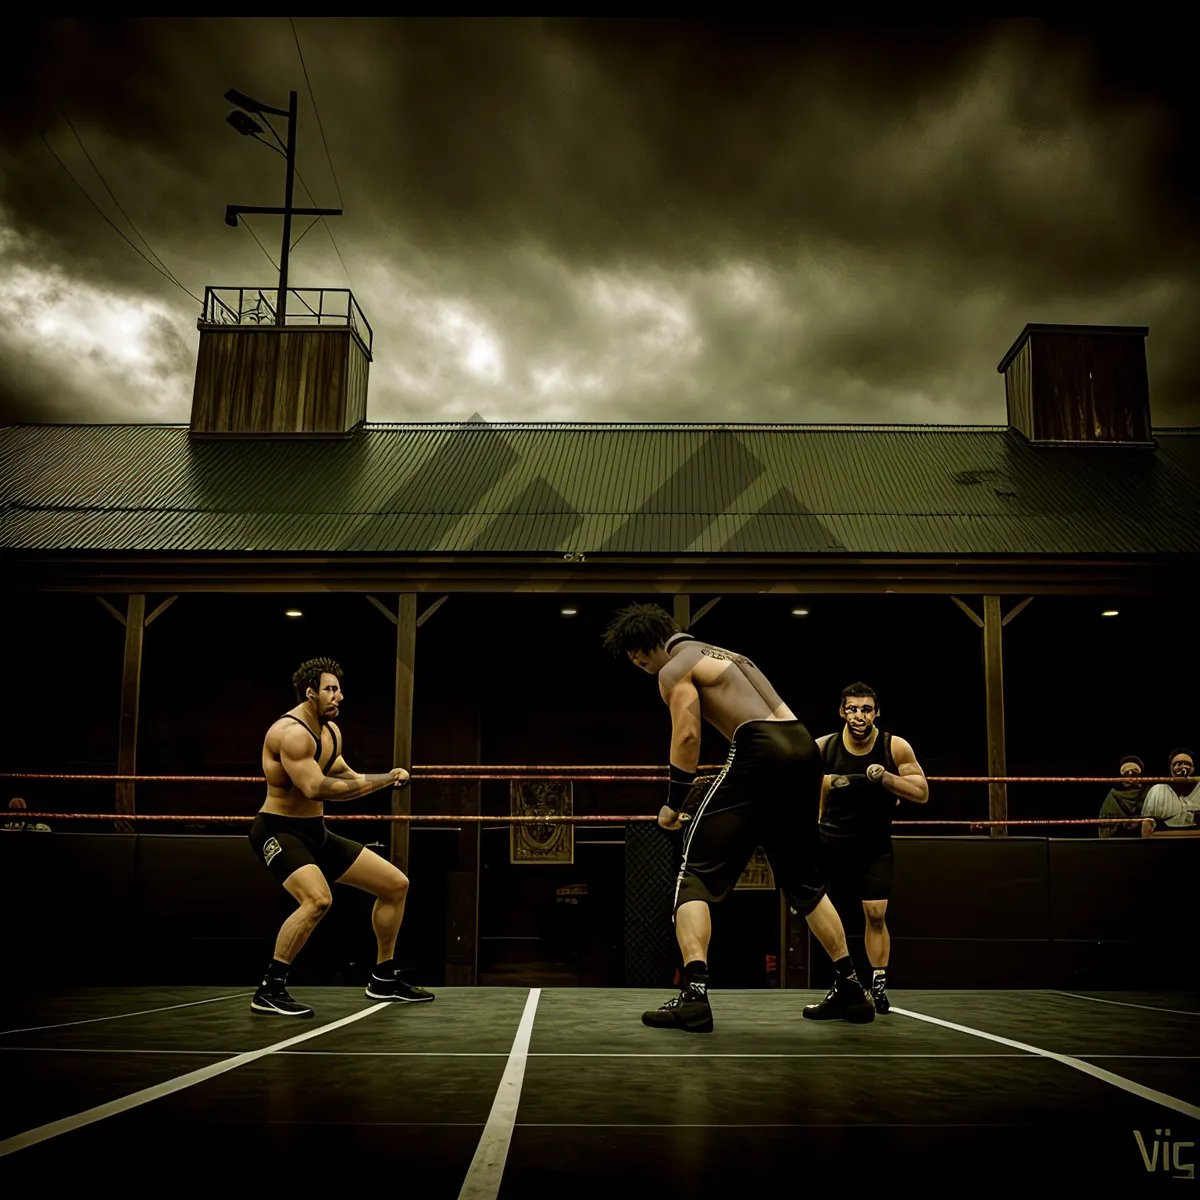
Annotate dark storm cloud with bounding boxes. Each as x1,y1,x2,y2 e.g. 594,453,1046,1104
0,18,1196,427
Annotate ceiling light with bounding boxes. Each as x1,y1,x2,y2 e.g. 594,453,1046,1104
1101,609,1119,617
561,606,578,616
285,609,303,618
792,608,809,617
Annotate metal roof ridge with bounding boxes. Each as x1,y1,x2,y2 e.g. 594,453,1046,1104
361,421,1013,432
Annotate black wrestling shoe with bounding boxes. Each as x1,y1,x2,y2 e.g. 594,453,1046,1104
802,976,875,1024
642,989,714,1033
365,972,435,1002
250,983,314,1018
870,976,891,1014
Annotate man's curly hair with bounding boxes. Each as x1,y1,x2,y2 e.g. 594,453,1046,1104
293,657,344,701
601,603,680,656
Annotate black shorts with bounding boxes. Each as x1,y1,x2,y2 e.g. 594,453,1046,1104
248,812,365,886
674,719,826,918
819,833,894,901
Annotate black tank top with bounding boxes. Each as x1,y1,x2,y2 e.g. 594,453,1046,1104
820,728,897,841
282,715,340,776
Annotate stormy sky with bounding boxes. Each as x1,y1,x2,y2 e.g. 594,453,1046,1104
1,18,1196,427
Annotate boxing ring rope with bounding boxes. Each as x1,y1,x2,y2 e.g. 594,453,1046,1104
0,813,1152,829
0,770,1173,832
0,772,1187,784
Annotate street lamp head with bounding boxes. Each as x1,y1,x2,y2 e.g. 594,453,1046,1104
226,110,264,137
224,205,240,228
225,88,272,114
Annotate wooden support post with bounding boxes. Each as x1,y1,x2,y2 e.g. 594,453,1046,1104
691,596,721,626
391,594,417,873
673,595,690,631
982,595,1007,837
116,594,145,831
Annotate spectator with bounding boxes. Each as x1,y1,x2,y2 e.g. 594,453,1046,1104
1098,755,1146,838
1140,749,1200,837
2,797,51,833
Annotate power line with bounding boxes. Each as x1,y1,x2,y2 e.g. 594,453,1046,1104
284,20,355,291
39,133,203,305
60,111,192,299
258,113,354,290
288,16,344,207
290,215,320,251
241,218,280,271
322,218,354,288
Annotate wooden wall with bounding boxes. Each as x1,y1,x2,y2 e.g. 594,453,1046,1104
190,327,369,437
346,334,370,430
1003,336,1034,441
1031,331,1151,442
1003,329,1151,444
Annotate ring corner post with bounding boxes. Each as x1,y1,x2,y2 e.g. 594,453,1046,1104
116,594,146,834
982,595,1008,837
391,593,417,874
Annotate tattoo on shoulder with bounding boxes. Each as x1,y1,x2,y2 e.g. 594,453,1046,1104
701,647,753,667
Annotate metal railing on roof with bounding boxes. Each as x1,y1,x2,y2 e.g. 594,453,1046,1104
199,286,373,354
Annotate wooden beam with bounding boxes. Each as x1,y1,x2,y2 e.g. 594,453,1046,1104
366,594,397,625
416,594,449,627
95,596,126,626
116,594,145,832
143,595,177,628
673,595,690,630
691,596,721,626
950,595,983,627
390,593,417,874
982,595,1007,838
28,555,1193,595
1002,596,1034,626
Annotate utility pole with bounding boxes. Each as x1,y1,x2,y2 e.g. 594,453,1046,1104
276,90,299,326
223,88,342,325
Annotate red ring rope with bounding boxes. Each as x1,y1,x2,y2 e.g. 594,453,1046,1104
2,812,1151,827
0,772,1188,784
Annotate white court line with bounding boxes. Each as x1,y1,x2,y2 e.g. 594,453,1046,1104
0,992,254,1037
1054,991,1200,1018
0,1048,1029,1058
5,1047,1199,1061
458,988,541,1200
513,1122,1019,1129
892,1006,1200,1121
0,1002,391,1158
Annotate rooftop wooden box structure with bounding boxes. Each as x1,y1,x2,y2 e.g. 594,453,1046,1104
189,286,373,438
997,323,1151,446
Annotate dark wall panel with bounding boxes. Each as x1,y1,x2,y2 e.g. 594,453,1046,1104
4,833,1196,990
886,837,1049,939
1047,837,1188,941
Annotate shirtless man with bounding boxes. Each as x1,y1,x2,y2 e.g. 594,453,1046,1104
817,683,928,1014
248,656,434,1017
603,604,874,1032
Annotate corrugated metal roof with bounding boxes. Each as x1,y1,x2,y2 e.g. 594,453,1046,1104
1,422,1197,557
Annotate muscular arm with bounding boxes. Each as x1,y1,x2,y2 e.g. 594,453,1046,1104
662,674,702,774
280,729,406,801
326,755,358,780
653,673,702,830
880,737,929,804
